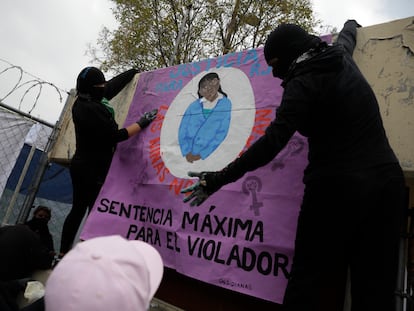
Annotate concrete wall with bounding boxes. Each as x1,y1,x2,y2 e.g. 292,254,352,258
353,16,414,177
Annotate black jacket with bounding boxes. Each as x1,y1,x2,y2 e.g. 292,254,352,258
71,69,137,169
222,21,398,184
25,218,54,254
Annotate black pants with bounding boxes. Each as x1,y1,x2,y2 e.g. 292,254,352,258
60,158,110,254
283,164,406,311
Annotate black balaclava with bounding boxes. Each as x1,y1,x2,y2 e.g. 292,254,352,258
76,67,106,100
264,24,322,79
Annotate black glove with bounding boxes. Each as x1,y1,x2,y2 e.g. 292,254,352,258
137,108,158,129
181,171,224,206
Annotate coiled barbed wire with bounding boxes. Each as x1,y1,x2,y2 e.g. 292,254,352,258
0,58,68,115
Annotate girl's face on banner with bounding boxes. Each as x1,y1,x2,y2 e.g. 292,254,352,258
199,78,220,101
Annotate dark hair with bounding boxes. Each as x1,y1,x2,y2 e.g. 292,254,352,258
197,72,228,98
33,205,51,220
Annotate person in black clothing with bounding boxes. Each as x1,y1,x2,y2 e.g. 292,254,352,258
181,20,406,310
25,206,55,256
59,67,158,256
0,224,52,311
0,225,52,281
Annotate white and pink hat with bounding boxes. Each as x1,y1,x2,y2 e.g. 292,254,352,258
45,235,163,311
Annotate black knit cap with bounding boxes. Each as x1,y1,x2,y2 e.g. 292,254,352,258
76,67,106,94
264,24,321,78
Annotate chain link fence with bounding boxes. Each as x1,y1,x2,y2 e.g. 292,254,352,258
0,102,72,252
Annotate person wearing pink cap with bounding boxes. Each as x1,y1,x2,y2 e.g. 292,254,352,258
45,235,163,311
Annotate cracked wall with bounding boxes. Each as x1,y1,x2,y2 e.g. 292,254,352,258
353,16,414,176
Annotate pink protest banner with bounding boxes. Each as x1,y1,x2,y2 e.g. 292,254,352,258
81,47,309,303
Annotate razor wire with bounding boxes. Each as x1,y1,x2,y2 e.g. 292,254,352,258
0,58,68,123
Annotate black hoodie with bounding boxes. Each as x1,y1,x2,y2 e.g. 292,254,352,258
71,69,137,168
219,20,398,184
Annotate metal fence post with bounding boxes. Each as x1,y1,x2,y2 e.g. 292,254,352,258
2,143,36,225
16,89,75,224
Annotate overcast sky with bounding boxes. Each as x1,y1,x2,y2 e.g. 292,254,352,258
0,0,413,124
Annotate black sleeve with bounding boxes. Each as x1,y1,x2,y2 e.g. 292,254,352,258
223,115,295,183
24,227,53,271
220,78,312,184
221,109,297,184
44,232,55,253
72,100,129,147
30,239,53,271
336,20,360,55
87,104,129,144
104,69,138,100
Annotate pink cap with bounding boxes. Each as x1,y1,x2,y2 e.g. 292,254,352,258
45,235,163,311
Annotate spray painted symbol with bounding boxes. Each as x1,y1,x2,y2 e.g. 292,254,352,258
272,136,305,171
242,176,263,216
